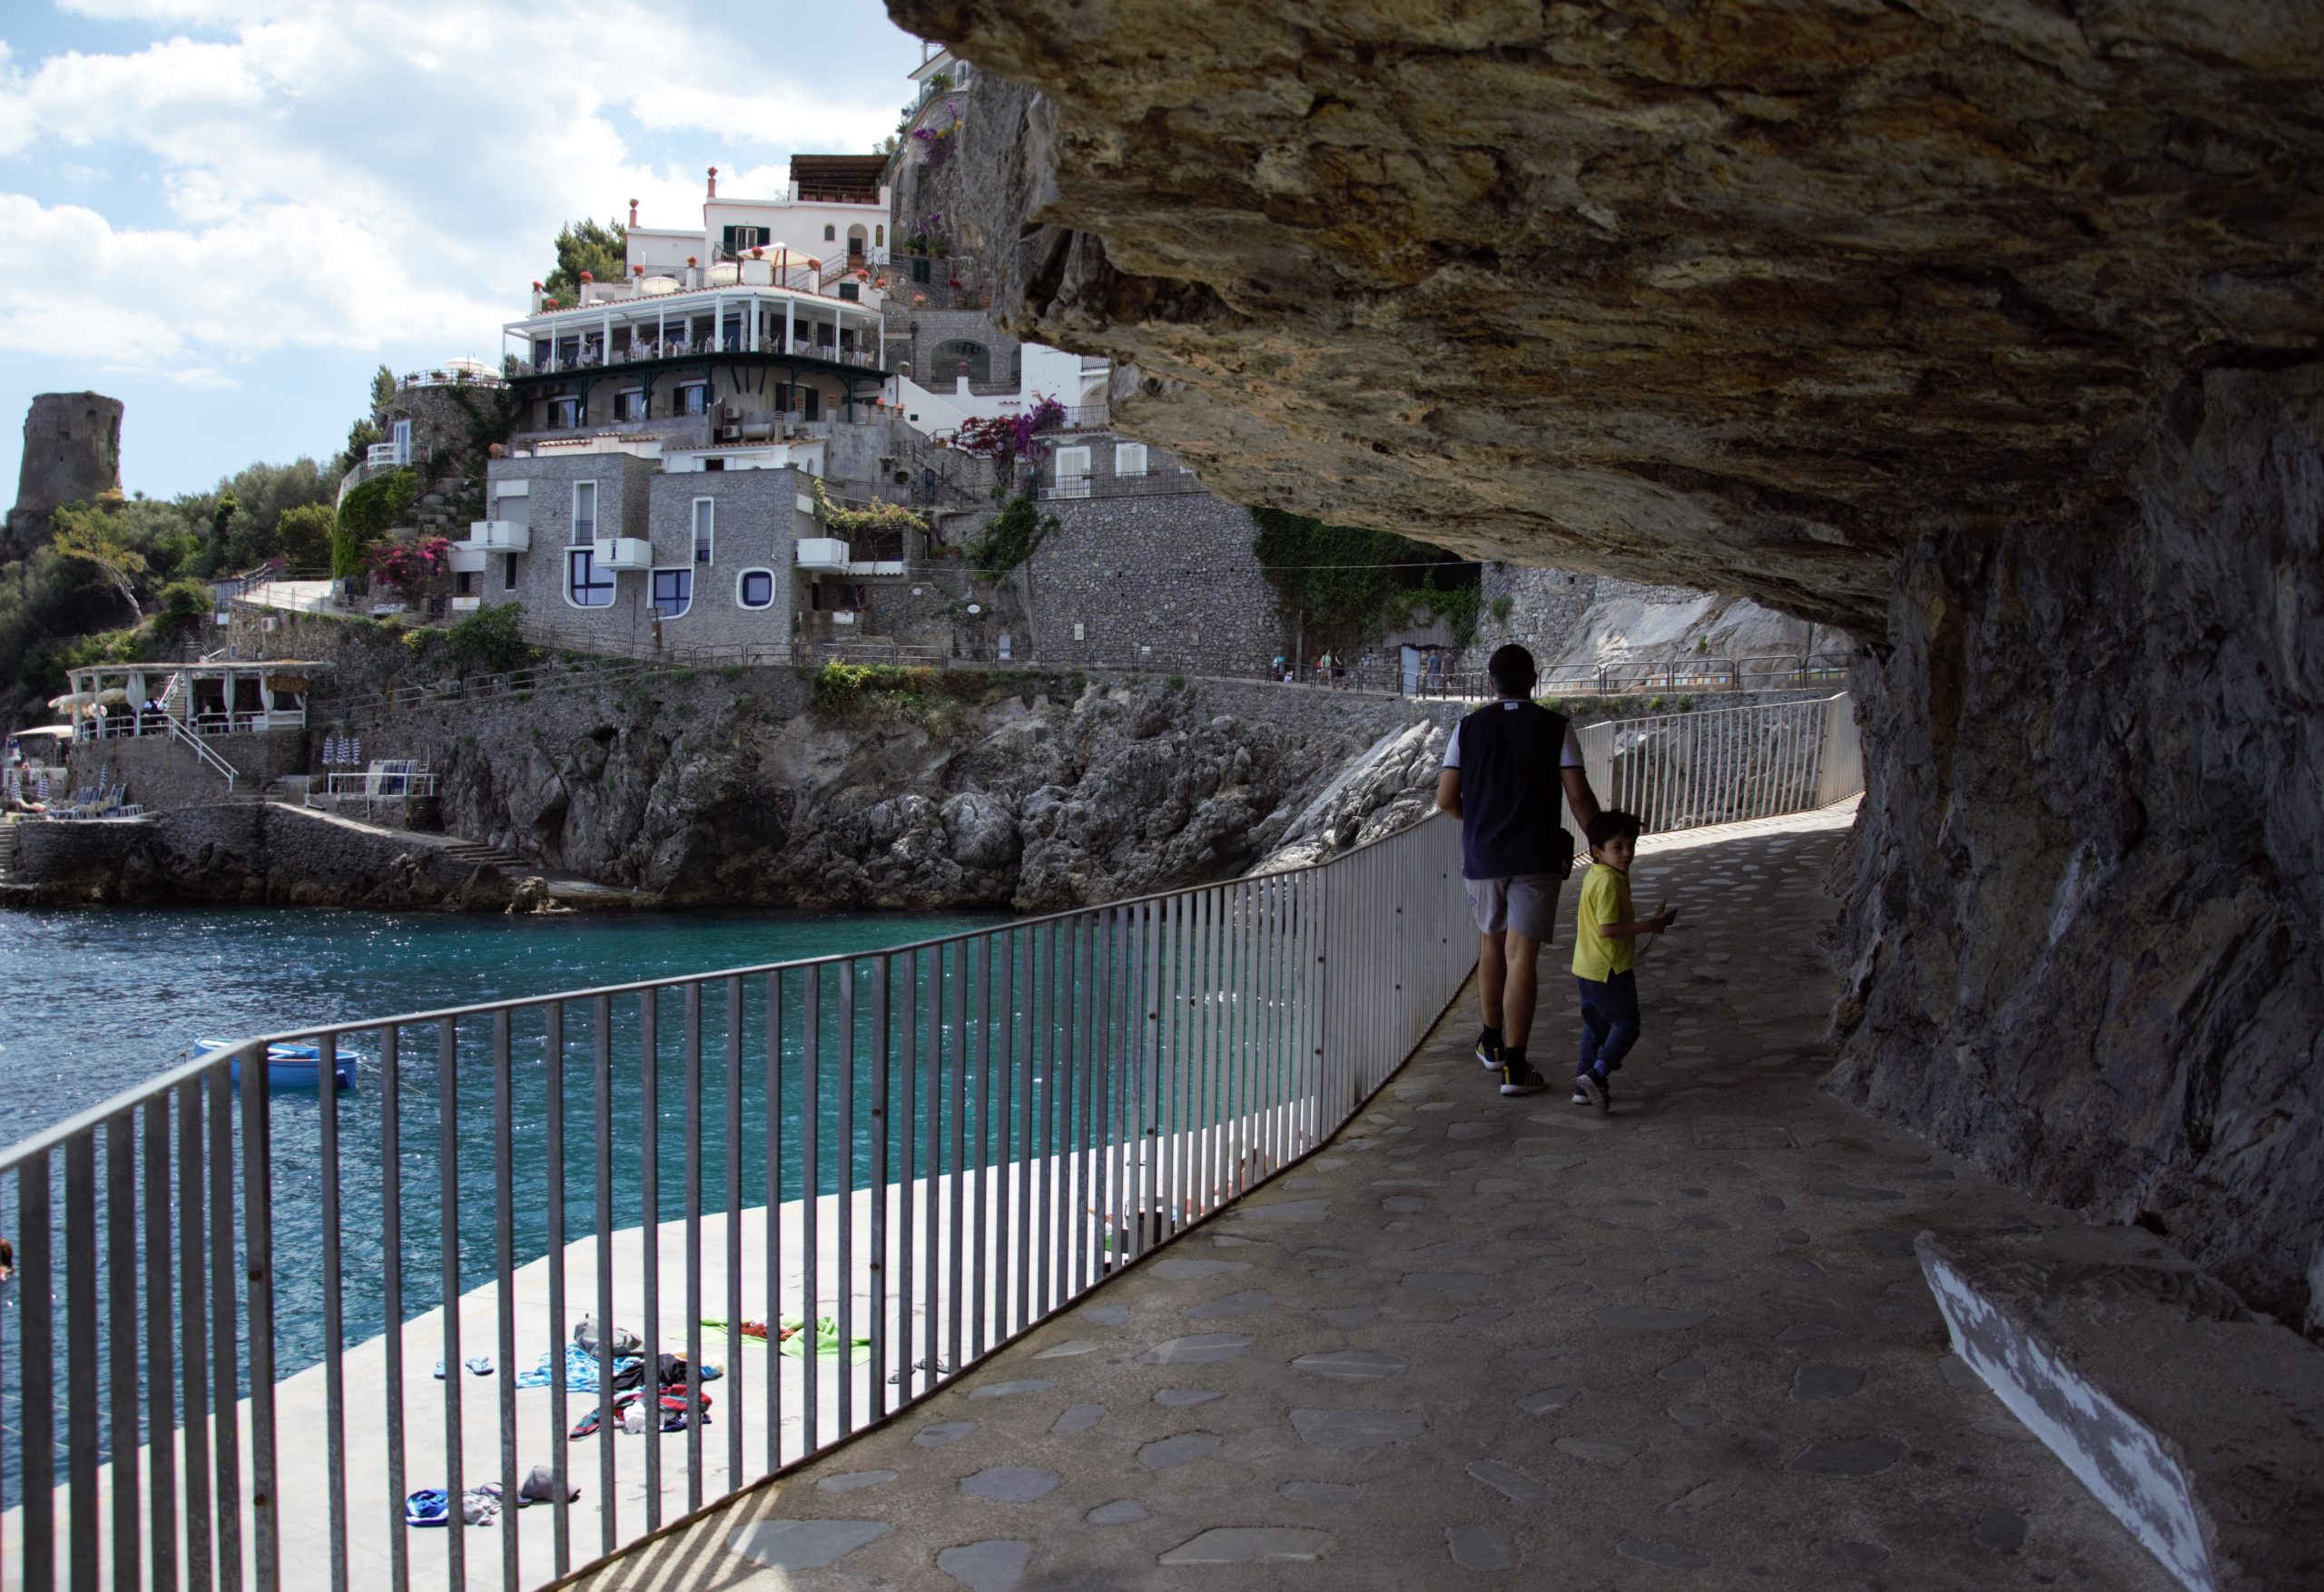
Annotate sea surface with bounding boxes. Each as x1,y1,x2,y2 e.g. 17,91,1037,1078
0,903,1016,1494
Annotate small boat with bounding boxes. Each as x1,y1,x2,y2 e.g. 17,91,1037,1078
197,1037,360,1090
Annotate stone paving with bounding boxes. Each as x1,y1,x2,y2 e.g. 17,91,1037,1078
567,806,2168,1591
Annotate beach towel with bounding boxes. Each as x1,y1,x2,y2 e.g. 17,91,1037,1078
702,1315,870,1363
516,1344,643,1392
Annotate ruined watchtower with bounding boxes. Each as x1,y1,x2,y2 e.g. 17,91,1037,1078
5,391,123,557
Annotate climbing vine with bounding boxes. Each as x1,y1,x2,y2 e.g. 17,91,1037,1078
1248,506,1480,645
967,494,1057,578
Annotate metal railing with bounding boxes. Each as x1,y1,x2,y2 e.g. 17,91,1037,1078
0,813,1476,1591
164,716,239,791
1576,693,1859,832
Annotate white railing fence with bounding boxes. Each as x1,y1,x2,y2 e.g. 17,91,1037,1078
1577,693,1857,834
0,816,1475,1592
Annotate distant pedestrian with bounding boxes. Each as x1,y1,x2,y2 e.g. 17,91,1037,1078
1331,652,1347,690
1435,644,1602,1097
1273,653,1288,683
1315,651,1333,687
1569,810,1678,1113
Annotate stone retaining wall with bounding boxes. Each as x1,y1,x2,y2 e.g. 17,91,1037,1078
13,803,509,909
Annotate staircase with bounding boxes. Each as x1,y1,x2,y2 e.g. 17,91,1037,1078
441,838,524,872
0,811,20,888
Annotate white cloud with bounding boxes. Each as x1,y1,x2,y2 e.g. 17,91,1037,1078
0,2,921,380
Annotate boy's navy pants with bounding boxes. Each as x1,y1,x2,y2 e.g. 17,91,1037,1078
1576,970,1641,1079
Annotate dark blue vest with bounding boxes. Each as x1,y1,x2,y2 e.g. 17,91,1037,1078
1456,700,1572,880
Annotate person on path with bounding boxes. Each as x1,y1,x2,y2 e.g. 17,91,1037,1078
1435,644,1603,1096
1570,809,1678,1112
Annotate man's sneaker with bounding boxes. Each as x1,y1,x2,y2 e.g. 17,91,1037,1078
1574,1072,1607,1113
1474,1032,1502,1070
1500,1061,1549,1097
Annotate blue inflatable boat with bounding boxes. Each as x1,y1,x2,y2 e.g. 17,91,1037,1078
197,1037,360,1090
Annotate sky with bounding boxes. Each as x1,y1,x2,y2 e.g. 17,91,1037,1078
0,1,928,501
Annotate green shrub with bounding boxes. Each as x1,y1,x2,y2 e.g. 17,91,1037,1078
1489,595,1513,623
159,579,212,628
1648,694,1667,712
1167,673,1187,690
441,603,534,677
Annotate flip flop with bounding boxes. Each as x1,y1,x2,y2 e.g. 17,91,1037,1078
465,1355,495,1376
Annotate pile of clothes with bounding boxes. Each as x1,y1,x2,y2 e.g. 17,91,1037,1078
406,1465,579,1528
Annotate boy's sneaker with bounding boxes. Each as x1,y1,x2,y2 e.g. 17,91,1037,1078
1474,1030,1502,1070
1500,1061,1549,1097
1574,1072,1608,1113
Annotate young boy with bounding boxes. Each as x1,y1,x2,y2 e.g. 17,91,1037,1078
1571,811,1677,1112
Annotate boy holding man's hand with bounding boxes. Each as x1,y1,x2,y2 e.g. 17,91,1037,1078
1571,811,1677,1113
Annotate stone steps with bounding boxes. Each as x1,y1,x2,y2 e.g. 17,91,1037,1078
440,839,523,871
0,812,18,887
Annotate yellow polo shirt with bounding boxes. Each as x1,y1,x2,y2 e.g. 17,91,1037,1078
1571,863,1635,982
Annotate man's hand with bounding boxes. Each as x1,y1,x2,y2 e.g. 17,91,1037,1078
1434,768,1462,820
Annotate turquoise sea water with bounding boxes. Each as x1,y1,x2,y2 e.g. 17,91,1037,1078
0,904,1014,1499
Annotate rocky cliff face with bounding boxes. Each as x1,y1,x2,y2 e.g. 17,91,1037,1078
891,1,2324,1322
428,673,1452,911
1831,363,2324,1324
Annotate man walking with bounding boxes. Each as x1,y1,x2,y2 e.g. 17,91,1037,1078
1434,644,1602,1096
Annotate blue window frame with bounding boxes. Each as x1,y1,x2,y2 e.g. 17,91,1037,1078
737,569,774,609
566,548,614,608
651,567,693,619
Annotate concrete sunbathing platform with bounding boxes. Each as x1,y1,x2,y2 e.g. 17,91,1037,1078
566,805,2181,1591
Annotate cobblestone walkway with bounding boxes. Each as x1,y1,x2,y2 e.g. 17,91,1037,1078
570,805,2165,1590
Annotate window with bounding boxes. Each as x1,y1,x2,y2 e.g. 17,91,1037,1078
1054,446,1091,482
650,568,693,620
1115,442,1149,477
679,383,707,415
837,282,860,302
911,257,931,284
722,223,769,254
931,339,990,383
503,553,517,591
566,548,614,607
737,569,775,609
616,388,645,421
693,498,714,565
875,224,884,247
455,569,475,595
572,480,597,544
549,396,578,429
823,224,835,241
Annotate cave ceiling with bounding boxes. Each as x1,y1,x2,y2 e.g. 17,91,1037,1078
890,0,2324,631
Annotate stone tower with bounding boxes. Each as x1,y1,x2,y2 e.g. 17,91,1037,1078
5,391,123,557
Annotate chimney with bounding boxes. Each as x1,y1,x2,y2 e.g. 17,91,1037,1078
628,197,639,227
706,166,718,200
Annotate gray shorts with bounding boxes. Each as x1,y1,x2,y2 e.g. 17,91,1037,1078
1465,874,1561,941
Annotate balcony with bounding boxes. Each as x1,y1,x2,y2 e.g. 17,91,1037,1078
593,536,653,572
795,537,852,574
466,520,531,553
445,545,488,575
365,439,409,467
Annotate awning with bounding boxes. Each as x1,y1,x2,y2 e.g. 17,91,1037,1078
14,724,75,739
47,692,93,712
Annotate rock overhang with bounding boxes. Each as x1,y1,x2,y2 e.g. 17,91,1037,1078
889,0,2324,632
